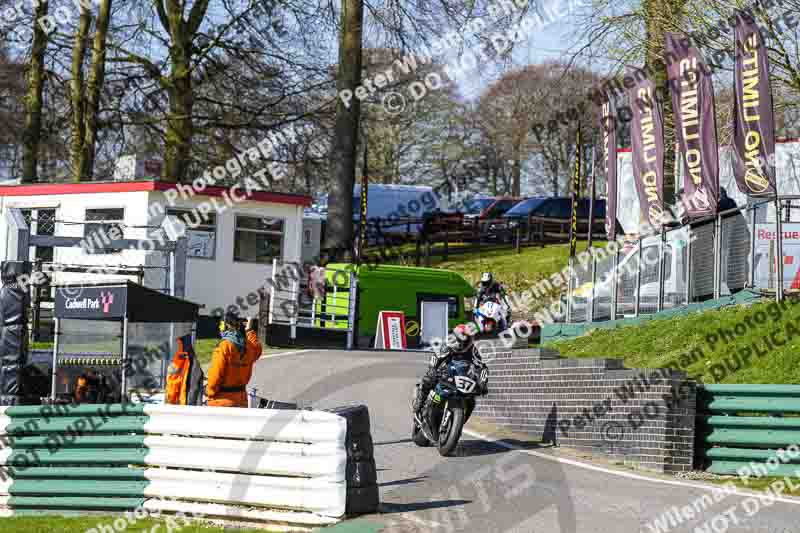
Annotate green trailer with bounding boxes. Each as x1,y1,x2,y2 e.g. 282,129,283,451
325,263,475,348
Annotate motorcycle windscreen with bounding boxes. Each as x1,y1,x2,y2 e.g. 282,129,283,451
420,301,449,350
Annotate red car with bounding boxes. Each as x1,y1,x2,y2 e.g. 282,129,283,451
463,196,523,222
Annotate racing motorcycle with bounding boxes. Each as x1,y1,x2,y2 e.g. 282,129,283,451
473,299,510,334
411,353,489,456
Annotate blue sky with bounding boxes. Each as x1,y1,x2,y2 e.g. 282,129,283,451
455,0,593,101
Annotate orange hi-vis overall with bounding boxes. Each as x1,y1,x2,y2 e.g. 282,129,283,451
206,330,262,407
165,336,201,405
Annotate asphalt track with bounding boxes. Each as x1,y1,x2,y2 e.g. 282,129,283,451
250,349,799,533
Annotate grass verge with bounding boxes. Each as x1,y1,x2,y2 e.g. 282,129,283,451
707,475,800,497
0,516,277,533
547,298,800,384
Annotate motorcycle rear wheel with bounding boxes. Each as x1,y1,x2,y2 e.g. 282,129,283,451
437,404,465,456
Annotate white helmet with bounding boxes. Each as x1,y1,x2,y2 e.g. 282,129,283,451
480,272,492,286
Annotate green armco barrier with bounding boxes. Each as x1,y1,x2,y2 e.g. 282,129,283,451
700,384,800,396
5,403,147,417
10,467,148,480
542,288,763,343
700,398,800,414
4,416,149,434
695,385,800,476
699,415,800,428
6,496,147,511
0,402,357,523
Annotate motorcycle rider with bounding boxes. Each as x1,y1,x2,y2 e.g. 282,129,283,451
474,272,511,328
413,324,482,417
475,272,508,308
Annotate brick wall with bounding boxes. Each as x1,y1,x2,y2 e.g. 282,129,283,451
473,341,696,473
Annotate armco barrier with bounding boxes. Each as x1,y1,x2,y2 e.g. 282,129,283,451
696,384,800,475
0,403,379,529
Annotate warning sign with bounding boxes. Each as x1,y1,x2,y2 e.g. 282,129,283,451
755,224,800,290
374,311,407,350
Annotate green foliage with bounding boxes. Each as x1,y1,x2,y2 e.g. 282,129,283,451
549,300,800,384
1,516,276,532
434,242,588,293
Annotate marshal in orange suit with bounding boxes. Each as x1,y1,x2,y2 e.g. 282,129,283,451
206,311,263,407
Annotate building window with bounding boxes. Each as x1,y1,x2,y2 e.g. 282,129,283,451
166,208,217,259
234,216,284,264
20,208,55,263
84,208,124,254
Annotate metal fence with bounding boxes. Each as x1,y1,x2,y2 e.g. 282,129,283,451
565,198,793,323
267,260,357,348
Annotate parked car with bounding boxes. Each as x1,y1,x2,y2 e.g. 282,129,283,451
463,196,523,222
315,185,448,238
503,197,606,224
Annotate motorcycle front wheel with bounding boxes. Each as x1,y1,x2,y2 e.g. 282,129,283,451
412,420,432,447
437,403,465,456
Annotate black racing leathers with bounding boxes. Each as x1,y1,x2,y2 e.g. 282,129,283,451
414,344,481,415
475,281,507,308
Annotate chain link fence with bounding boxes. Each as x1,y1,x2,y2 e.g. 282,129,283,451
565,198,791,323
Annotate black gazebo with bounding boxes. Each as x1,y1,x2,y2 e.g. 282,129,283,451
52,281,199,400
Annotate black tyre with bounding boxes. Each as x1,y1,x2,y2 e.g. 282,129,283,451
437,404,465,457
412,420,432,447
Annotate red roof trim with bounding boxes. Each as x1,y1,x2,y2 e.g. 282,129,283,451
0,180,311,206
0,181,154,196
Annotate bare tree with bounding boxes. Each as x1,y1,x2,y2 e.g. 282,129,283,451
69,0,113,181
22,0,49,182
478,62,598,197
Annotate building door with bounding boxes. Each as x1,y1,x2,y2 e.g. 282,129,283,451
420,301,448,350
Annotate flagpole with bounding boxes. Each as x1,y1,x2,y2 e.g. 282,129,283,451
776,195,783,301
587,143,596,250
356,140,368,266
567,123,582,323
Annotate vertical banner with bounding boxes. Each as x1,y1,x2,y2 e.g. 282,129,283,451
602,99,617,241
732,12,776,196
665,33,720,217
569,123,581,259
628,67,665,231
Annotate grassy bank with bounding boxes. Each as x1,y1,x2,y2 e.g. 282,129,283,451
1,516,275,533
547,298,800,384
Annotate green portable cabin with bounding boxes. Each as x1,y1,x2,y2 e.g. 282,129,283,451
325,263,475,348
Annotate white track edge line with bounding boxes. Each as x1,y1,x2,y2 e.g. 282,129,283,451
256,349,800,507
463,429,800,506
262,349,313,359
